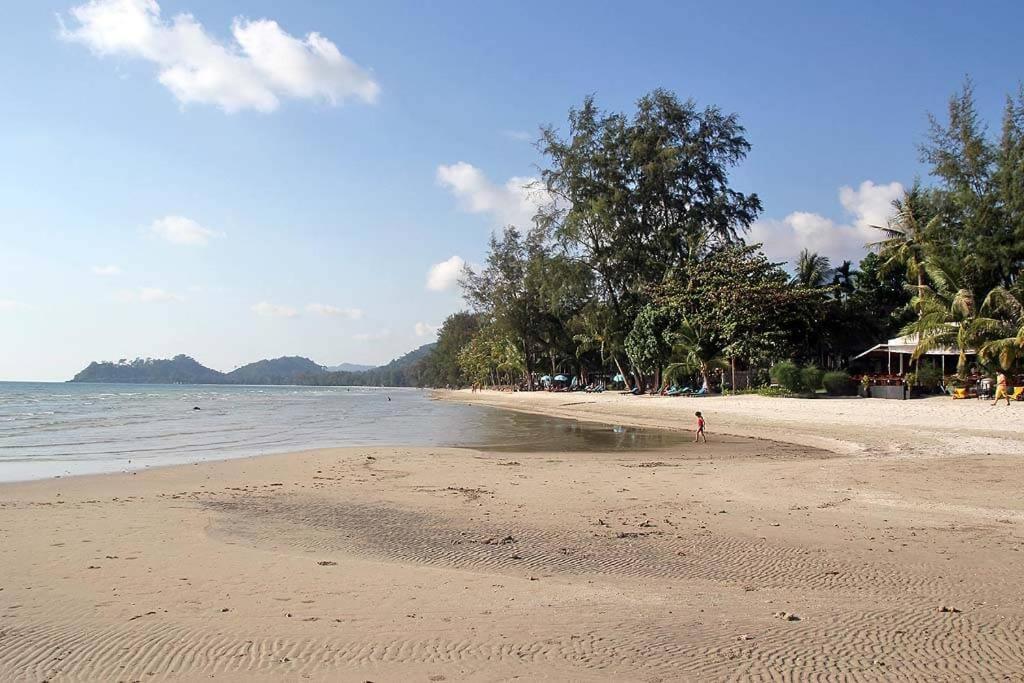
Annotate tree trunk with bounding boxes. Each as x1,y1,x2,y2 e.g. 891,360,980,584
633,369,645,393
522,338,533,390
613,355,632,391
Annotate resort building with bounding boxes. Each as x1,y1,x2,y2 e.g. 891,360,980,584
853,333,974,376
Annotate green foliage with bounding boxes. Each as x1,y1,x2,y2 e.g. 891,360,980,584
417,312,482,387
462,226,594,384
72,348,436,387
792,249,832,288
456,327,525,386
655,244,827,366
977,285,1024,371
915,364,944,388
800,366,825,392
625,306,677,374
314,345,435,387
72,354,226,384
770,361,803,392
823,370,853,395
754,386,792,397
226,356,324,384
537,90,762,377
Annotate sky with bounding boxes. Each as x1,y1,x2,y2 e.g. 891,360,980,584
1,0,1022,381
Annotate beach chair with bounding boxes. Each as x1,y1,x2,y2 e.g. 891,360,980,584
1012,387,1023,401
685,386,708,397
952,388,968,400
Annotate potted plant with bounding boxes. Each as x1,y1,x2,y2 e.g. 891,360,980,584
859,375,872,398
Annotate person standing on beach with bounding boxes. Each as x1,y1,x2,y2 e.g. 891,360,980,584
694,411,707,443
992,372,1011,406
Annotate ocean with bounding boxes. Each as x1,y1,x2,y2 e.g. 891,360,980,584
0,382,685,482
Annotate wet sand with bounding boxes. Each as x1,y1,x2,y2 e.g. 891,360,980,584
2,393,1023,680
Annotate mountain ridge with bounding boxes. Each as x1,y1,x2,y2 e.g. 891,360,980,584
69,345,435,387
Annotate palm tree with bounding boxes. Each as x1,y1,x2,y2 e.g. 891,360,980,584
792,249,832,288
902,256,1024,376
664,320,728,391
831,260,859,301
977,286,1024,371
903,257,978,375
868,187,940,306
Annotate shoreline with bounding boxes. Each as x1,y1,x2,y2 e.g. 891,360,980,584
3,395,1024,679
437,388,1024,459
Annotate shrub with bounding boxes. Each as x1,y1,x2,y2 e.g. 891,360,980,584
754,385,791,397
823,370,852,396
915,364,943,389
800,366,825,392
770,361,803,393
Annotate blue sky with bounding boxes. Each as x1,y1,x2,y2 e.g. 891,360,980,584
1,0,1022,381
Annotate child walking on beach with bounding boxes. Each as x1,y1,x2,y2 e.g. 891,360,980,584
694,411,707,443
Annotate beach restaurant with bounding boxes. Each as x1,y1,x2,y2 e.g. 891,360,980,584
854,333,973,377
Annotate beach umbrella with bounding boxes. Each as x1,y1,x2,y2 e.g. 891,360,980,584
554,374,570,382
540,375,552,382
612,373,624,382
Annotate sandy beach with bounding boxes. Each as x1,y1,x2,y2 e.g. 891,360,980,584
2,391,1024,681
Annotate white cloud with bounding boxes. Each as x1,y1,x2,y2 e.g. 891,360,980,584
60,0,379,113
437,162,547,228
306,303,363,319
749,180,904,265
839,180,905,232
353,329,389,342
149,215,219,246
251,301,297,318
117,286,183,302
426,255,465,292
501,129,533,142
0,299,27,311
92,264,121,276
414,322,439,338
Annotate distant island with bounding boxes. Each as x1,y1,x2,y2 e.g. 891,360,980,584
70,344,436,387
325,362,375,373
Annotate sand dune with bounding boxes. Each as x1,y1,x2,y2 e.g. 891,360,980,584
2,392,1023,680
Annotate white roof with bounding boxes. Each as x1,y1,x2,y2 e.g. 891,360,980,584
854,333,974,360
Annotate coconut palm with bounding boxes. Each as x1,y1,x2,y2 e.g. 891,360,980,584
904,257,1022,374
868,187,940,305
831,260,859,301
663,320,729,390
792,249,832,288
978,286,1024,371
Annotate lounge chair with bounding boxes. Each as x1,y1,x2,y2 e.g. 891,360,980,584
685,386,708,397
1012,387,1023,401
952,388,969,400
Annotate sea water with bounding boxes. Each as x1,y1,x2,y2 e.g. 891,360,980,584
0,382,686,482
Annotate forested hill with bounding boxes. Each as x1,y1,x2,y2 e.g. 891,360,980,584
69,345,437,386
71,355,227,384
303,343,435,387
225,356,326,384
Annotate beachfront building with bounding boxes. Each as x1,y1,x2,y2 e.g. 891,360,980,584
853,333,974,376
